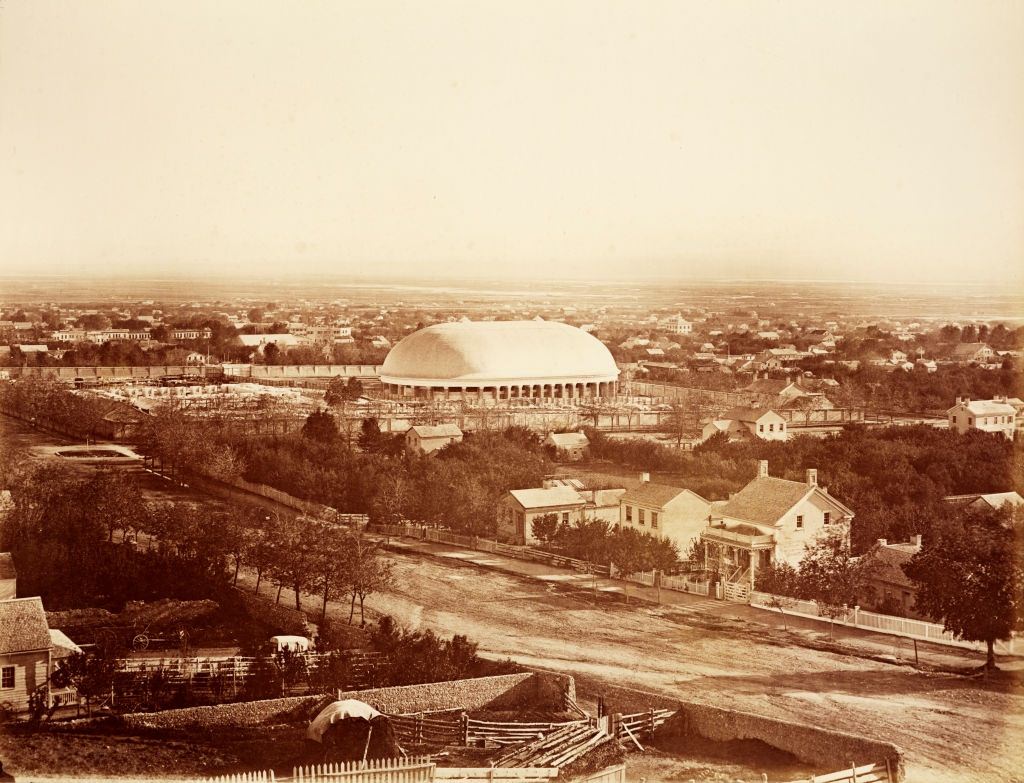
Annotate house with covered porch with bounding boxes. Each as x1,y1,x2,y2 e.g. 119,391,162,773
699,461,854,596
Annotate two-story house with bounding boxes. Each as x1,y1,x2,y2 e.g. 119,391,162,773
497,487,587,545
618,479,712,557
700,461,854,591
946,396,1016,440
702,407,788,442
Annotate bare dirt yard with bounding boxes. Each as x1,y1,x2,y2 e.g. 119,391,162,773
295,548,1024,783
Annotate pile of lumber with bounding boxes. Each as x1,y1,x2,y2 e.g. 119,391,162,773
493,722,611,769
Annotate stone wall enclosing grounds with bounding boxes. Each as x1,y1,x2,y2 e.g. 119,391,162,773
119,672,575,731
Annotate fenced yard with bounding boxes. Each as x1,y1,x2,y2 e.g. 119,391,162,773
749,591,1017,655
97,651,384,711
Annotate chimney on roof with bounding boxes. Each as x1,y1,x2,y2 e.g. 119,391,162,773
806,469,818,487
877,538,888,547
758,460,769,479
958,395,971,406
640,472,650,484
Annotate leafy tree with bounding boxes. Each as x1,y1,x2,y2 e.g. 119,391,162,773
302,409,339,443
754,561,802,629
311,524,353,622
798,529,867,639
903,508,1023,670
51,652,117,716
531,512,561,544
344,532,394,626
358,418,385,453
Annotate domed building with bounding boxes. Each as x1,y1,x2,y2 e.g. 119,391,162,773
380,320,620,403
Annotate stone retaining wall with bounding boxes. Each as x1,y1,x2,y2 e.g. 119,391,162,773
119,672,575,731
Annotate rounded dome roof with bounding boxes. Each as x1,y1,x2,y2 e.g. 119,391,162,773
381,321,619,385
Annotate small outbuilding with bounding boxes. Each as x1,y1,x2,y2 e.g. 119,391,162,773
545,431,590,461
405,424,464,455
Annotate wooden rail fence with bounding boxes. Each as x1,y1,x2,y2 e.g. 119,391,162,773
782,759,896,783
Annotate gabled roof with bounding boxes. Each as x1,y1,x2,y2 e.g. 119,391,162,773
950,342,991,358
0,553,16,580
409,424,463,439
742,378,797,395
621,483,708,510
718,476,853,527
546,432,589,449
946,399,1016,416
721,406,782,423
0,597,51,655
509,487,585,510
861,544,917,589
944,491,1024,510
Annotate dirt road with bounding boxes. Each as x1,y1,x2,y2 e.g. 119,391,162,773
243,549,1024,783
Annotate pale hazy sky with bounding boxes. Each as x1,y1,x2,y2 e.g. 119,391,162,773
1,1,1022,284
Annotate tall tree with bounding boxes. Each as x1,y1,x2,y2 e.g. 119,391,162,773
903,509,1023,670
343,532,394,626
798,529,867,638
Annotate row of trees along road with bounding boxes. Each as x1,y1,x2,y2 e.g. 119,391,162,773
755,507,1024,670
0,446,392,626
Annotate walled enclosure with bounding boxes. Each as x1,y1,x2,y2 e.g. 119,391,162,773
588,682,904,781
119,672,575,731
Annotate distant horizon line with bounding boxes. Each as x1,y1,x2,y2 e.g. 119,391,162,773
0,272,1019,290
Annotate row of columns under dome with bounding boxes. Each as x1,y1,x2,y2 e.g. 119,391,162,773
381,381,619,401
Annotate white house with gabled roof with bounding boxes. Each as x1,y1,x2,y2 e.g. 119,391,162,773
618,477,712,557
497,486,587,545
700,461,854,591
946,396,1015,439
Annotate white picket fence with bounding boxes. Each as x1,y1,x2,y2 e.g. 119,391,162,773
750,591,1017,655
294,757,435,783
198,757,559,783
659,573,710,596
202,772,276,783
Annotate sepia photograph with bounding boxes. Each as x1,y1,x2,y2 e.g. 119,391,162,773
0,2,1022,781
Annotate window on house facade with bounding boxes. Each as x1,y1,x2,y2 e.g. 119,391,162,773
651,512,659,529
796,515,804,529
561,511,569,524
625,506,632,522
823,511,831,525
0,666,13,689
969,417,974,426
769,423,775,432
759,424,764,432
639,509,646,525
